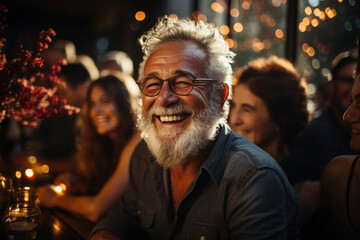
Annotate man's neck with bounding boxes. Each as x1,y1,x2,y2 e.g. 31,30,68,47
170,140,215,209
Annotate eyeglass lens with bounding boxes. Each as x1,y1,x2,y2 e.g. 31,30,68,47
140,74,193,96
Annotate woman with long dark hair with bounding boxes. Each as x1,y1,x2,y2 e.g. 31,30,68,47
38,73,142,222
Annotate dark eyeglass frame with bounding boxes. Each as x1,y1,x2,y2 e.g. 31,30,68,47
138,73,214,97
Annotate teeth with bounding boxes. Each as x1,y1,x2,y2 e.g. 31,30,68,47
96,116,108,123
159,115,186,123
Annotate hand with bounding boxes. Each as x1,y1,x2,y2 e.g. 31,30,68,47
38,184,61,208
90,229,122,240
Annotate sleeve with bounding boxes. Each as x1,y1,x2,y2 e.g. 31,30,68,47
227,168,300,240
88,142,149,240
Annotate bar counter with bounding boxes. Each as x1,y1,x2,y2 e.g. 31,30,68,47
0,206,95,240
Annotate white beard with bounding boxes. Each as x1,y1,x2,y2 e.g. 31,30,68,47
137,102,222,169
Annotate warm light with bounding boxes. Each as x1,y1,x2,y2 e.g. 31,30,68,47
15,171,21,179
41,164,49,173
305,7,312,15
303,17,310,26
327,9,336,18
135,11,146,21
192,11,207,22
319,11,326,20
267,17,276,27
275,29,284,39
272,0,281,7
338,0,343,2
302,43,310,52
219,25,230,35
50,185,64,196
260,14,268,23
169,14,178,20
28,156,37,164
311,19,319,27
314,8,321,17
226,38,235,48
233,22,244,32
58,183,67,192
25,169,34,178
298,22,306,32
242,2,251,10
211,2,224,13
252,38,264,52
230,8,239,17
307,47,315,57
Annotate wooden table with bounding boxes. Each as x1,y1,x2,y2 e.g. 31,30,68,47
0,206,95,239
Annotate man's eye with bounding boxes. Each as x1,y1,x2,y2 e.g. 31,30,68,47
145,81,161,90
173,76,192,89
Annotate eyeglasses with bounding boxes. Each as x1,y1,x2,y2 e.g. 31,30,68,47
138,73,214,97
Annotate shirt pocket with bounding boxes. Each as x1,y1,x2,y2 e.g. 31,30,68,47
138,201,155,229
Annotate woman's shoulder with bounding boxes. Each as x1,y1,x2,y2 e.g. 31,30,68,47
321,155,359,183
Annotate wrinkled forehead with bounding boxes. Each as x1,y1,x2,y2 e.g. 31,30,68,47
144,41,209,76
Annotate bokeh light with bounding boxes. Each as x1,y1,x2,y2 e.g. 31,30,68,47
135,11,146,21
25,169,34,178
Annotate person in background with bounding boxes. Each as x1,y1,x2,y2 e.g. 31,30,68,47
289,50,358,184
38,74,142,222
320,40,360,240
100,50,133,76
90,16,299,240
228,56,319,232
76,54,100,82
28,63,93,174
43,39,77,67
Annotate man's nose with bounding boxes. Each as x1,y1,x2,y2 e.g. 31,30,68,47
156,81,179,106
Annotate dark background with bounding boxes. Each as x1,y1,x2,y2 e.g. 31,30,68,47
1,0,168,79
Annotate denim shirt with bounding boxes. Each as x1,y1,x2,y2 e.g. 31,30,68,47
90,125,299,240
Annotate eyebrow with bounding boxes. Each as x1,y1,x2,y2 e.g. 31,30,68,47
241,103,257,112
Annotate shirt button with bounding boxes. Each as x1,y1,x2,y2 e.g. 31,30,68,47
200,236,205,240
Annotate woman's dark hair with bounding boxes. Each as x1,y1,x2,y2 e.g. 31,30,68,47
234,56,309,160
79,75,135,194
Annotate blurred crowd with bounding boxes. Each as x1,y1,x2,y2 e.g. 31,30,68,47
0,19,359,240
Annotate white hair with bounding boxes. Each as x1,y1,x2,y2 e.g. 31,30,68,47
137,16,236,120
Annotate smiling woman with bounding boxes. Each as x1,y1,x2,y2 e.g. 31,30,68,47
37,73,142,222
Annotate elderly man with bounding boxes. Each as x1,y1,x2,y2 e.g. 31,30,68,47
90,16,299,240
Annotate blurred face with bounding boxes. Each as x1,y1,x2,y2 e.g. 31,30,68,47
89,86,120,137
137,41,223,168
332,62,357,114
343,74,360,152
229,84,279,149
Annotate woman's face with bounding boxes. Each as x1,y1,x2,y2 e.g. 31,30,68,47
343,74,360,152
89,85,120,137
229,83,279,149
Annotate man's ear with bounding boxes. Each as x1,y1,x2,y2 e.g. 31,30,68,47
223,84,229,102
217,84,229,110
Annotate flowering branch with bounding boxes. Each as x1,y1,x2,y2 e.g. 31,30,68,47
0,4,79,127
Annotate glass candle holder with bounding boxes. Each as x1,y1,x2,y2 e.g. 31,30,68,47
0,175,12,211
2,187,42,240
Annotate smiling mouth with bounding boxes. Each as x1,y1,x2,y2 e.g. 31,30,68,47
156,114,189,123
95,116,109,123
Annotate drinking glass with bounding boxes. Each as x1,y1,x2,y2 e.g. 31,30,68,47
2,187,42,240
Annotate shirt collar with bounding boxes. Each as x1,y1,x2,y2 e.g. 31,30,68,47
201,124,234,185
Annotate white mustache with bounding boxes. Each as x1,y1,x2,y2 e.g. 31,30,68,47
147,105,194,117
